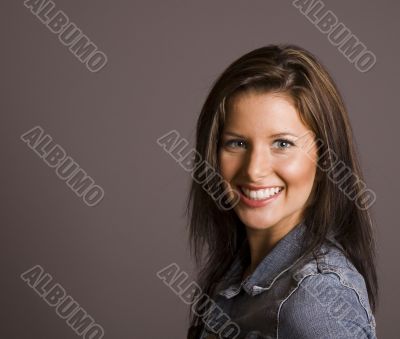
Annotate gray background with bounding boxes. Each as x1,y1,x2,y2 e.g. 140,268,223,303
1,0,398,338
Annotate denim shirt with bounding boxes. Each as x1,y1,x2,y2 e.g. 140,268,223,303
198,222,377,339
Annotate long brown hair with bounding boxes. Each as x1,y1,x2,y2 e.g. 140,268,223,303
185,44,378,338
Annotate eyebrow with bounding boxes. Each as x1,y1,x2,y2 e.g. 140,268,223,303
222,131,299,138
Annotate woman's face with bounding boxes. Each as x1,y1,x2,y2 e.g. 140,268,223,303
218,91,318,232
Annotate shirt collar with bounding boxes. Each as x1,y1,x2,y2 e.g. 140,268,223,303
217,221,307,298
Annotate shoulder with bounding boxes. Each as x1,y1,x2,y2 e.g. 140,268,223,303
277,242,377,338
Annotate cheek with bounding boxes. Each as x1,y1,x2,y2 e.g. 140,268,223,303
218,153,241,180
278,153,317,188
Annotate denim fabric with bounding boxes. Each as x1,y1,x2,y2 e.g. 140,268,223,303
198,222,377,339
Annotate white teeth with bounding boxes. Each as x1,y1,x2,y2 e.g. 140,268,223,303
241,187,283,200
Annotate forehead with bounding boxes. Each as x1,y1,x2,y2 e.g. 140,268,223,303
224,91,307,134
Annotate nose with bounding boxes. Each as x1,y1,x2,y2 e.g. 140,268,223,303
242,145,273,181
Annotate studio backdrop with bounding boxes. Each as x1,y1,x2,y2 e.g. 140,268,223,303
1,0,398,338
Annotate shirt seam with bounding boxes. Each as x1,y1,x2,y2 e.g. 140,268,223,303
320,269,376,328
276,271,375,339
276,272,319,339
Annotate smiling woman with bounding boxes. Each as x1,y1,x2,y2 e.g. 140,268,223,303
185,44,378,339
219,92,318,240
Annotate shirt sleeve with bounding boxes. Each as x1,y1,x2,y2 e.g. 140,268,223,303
277,272,377,339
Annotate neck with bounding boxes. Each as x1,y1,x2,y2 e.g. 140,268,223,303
244,217,303,275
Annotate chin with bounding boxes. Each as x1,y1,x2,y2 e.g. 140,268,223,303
237,213,279,230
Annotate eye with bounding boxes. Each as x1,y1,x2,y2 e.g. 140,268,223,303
272,139,295,150
223,139,247,149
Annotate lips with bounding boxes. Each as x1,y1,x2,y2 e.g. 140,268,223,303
239,185,284,200
240,184,284,190
237,185,284,208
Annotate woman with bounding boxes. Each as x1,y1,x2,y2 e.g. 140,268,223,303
185,44,378,338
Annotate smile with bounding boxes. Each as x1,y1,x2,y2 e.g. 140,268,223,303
240,186,284,200
237,185,284,208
